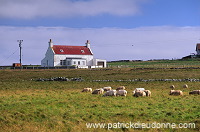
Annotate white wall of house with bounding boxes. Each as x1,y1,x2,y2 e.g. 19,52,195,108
41,47,54,67
197,50,200,55
54,54,94,66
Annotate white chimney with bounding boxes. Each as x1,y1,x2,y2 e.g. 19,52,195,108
85,40,90,49
49,39,53,47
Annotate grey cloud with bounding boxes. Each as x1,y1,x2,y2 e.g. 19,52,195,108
0,0,145,19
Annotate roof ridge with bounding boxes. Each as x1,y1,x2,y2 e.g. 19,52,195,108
53,45,86,47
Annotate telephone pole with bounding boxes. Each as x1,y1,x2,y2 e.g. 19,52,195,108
17,40,23,70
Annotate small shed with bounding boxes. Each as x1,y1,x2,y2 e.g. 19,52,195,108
196,43,200,55
13,63,21,67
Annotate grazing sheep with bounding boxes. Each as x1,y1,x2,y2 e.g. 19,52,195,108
102,90,116,97
170,85,175,90
103,86,112,91
82,88,92,93
132,90,136,95
133,90,146,97
189,90,200,95
99,88,104,94
116,86,126,91
92,89,101,94
92,88,104,94
144,90,151,97
169,90,183,96
183,84,188,88
116,90,127,96
135,88,145,91
132,88,146,97
133,88,144,93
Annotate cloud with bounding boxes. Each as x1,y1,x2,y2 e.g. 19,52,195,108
0,26,199,65
0,0,146,19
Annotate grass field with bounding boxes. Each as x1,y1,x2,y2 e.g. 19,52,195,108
0,62,200,132
108,59,200,68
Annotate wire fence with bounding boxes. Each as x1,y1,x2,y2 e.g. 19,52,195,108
0,66,77,70
1,63,200,70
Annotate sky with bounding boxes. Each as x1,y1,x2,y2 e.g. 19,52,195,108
0,0,200,65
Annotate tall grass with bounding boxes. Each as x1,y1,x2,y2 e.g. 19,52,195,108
0,67,199,131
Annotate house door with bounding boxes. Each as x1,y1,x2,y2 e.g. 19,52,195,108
97,62,104,67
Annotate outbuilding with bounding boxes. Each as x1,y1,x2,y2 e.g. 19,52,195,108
196,43,200,55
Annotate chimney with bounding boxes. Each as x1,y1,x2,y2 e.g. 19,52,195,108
49,39,53,47
85,40,90,49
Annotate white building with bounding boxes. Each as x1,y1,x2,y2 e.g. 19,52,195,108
196,43,200,55
41,39,106,68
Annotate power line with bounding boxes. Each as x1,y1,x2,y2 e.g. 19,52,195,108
0,49,19,65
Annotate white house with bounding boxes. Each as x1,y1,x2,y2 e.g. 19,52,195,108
196,43,200,55
41,39,106,68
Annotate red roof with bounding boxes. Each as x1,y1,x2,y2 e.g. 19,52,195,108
52,45,93,55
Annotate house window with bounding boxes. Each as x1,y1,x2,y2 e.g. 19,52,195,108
60,49,64,52
78,61,80,65
82,61,85,65
60,60,66,65
67,61,70,65
81,50,85,53
74,61,76,65
63,60,66,65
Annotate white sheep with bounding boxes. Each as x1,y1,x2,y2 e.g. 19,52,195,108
116,86,126,91
102,90,116,97
169,90,183,96
92,88,104,94
134,88,145,91
82,88,92,93
170,85,175,90
133,90,146,97
189,90,200,95
144,90,151,97
103,86,112,91
116,90,127,96
183,84,188,88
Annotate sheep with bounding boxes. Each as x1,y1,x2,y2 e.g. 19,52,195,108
103,86,112,91
134,88,145,91
132,90,136,96
183,84,188,88
116,86,126,91
116,90,127,96
92,89,100,94
144,90,151,97
82,88,92,93
133,90,146,97
169,90,183,96
189,90,200,95
170,85,175,90
99,88,104,94
92,88,104,94
132,88,145,97
102,90,116,97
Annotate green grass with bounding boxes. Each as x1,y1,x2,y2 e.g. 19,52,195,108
0,65,199,132
108,59,200,68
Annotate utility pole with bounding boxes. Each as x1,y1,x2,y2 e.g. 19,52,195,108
17,40,23,70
